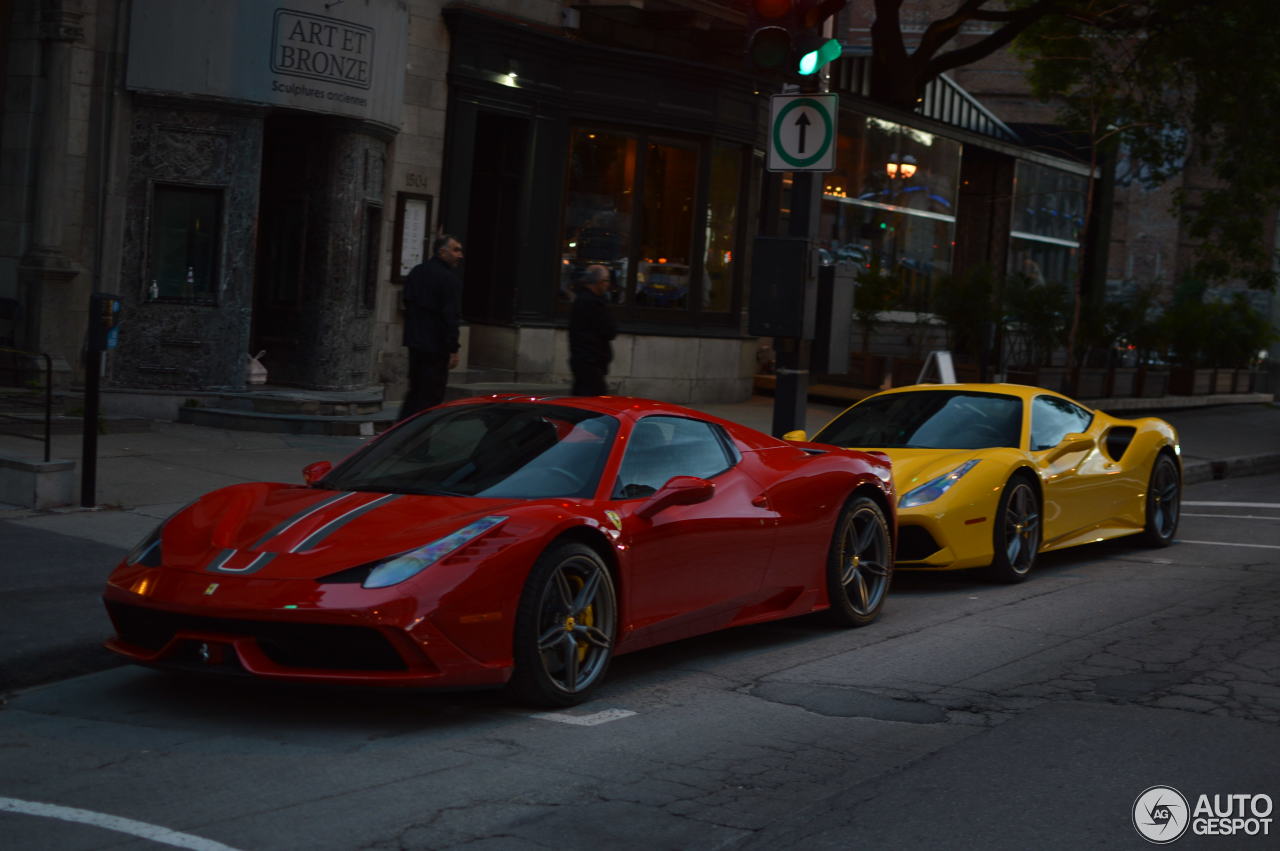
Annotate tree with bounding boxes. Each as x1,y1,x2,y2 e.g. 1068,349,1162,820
864,0,1280,290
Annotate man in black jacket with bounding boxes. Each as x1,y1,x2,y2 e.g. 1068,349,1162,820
569,264,617,396
399,234,463,420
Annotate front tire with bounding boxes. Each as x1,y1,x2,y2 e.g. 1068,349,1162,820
985,475,1041,583
824,496,892,627
508,541,617,707
1139,452,1180,547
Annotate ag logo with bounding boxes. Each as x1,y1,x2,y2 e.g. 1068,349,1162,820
1134,786,1190,843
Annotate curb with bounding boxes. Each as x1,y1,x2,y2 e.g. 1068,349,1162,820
1182,453,1280,486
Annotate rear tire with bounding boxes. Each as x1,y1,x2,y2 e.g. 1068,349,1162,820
824,496,892,627
1139,452,1180,547
507,542,616,707
985,475,1041,583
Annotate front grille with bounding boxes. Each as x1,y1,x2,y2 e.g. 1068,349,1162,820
896,525,941,561
106,601,407,671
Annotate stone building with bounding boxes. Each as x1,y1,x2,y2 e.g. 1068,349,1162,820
1,0,1116,415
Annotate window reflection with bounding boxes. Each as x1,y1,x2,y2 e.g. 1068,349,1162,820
560,130,635,304
636,141,696,309
814,113,960,311
701,142,741,313
558,126,746,320
1009,161,1086,289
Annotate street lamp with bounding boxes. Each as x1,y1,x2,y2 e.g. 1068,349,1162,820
885,154,917,179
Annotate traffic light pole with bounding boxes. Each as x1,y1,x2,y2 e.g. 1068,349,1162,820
770,167,821,437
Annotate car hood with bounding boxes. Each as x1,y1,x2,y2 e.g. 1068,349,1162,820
154,482,526,579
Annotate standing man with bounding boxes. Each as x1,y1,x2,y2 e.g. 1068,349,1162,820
399,234,463,420
569,264,618,396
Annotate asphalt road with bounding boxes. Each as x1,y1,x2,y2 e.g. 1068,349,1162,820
2,472,1278,849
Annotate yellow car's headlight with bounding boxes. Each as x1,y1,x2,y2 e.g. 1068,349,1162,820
899,459,980,508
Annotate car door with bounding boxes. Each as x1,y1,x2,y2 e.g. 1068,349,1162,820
610,415,777,641
1029,394,1127,541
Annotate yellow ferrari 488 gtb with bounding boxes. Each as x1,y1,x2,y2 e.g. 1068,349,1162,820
788,383,1182,582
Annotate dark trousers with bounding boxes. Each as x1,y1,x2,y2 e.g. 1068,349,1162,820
570,358,610,396
400,349,451,420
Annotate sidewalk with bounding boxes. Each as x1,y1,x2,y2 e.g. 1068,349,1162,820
1,393,1277,694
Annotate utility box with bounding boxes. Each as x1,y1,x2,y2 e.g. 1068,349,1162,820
811,262,854,374
748,236,815,339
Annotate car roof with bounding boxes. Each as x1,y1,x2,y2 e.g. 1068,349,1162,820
864,382,1084,407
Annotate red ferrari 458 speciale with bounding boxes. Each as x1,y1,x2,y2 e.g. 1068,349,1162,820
103,395,895,705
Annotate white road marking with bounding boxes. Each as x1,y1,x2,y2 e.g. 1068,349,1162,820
531,708,637,726
0,797,242,851
1183,501,1280,509
1184,512,1280,521
1178,540,1280,551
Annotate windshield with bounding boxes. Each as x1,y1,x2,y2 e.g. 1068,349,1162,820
322,403,618,498
814,390,1023,450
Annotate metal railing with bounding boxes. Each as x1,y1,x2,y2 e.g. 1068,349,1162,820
0,346,54,463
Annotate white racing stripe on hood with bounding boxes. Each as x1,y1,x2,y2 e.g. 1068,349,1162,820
250,491,359,550
289,493,403,554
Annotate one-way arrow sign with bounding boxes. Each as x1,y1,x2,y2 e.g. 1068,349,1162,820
767,93,838,172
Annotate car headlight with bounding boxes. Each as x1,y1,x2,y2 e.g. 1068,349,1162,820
125,524,164,567
362,516,508,589
899,459,981,508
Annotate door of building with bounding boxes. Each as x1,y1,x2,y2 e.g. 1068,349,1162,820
461,113,530,324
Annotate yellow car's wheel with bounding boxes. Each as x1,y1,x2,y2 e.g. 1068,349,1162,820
985,475,1041,583
508,542,616,707
1139,452,1180,547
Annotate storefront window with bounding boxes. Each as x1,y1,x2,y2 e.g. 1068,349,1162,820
701,142,742,313
636,140,696,309
816,114,961,311
560,130,635,304
1009,161,1086,288
559,127,745,322
148,184,222,302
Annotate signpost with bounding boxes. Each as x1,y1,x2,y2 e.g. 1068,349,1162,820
763,92,838,436
767,93,837,172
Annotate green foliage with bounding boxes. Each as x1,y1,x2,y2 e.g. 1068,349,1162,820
853,266,899,353
1003,272,1070,367
1105,280,1167,363
1160,280,1277,368
932,266,1000,364
1012,0,1280,290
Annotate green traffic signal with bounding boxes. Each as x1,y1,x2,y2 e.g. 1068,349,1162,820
798,37,841,76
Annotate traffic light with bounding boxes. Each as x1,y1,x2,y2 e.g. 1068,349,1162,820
746,0,846,77
795,0,845,76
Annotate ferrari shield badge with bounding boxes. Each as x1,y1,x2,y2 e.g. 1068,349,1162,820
204,582,220,596
604,510,622,531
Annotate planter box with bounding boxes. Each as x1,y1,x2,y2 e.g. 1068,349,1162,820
1072,367,1108,399
1135,367,1170,398
1107,367,1138,398
847,352,886,388
1169,367,1213,395
1007,366,1070,393
890,358,925,387
1212,369,1235,394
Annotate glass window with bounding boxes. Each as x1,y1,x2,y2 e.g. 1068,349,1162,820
701,142,742,313
323,403,619,499
148,184,222,302
560,130,636,304
1030,395,1093,451
558,127,747,323
1009,161,1087,290
613,416,734,498
815,390,1023,450
815,114,961,311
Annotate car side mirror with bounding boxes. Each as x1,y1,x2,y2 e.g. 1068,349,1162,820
1047,433,1095,460
637,475,714,519
782,429,808,442
302,461,332,485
